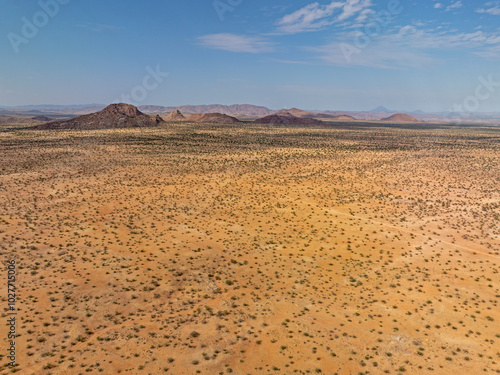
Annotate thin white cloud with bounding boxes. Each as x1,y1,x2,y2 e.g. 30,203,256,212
390,27,500,49
260,5,289,17
446,1,463,12
308,26,500,68
268,58,316,65
275,0,373,34
276,2,341,34
337,0,372,22
476,2,500,15
434,3,443,9
197,34,275,53
354,8,375,24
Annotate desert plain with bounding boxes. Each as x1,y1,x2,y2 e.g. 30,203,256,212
0,120,499,374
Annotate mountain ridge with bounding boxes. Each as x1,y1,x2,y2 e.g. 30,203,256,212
3,103,500,122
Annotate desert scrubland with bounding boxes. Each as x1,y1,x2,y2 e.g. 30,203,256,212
0,122,499,374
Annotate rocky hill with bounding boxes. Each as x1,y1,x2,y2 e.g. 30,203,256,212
381,113,420,122
185,113,241,124
275,108,313,117
254,114,326,126
164,109,186,121
331,115,356,120
309,113,356,121
32,103,163,130
277,108,357,121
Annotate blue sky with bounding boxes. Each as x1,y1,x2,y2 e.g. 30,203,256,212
1,0,500,112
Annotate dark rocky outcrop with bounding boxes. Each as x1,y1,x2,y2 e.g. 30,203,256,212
32,103,161,130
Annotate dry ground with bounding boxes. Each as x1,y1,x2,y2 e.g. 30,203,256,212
0,122,499,375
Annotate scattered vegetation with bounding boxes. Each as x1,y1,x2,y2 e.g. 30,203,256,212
0,121,498,374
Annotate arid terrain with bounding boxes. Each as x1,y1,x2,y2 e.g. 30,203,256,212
0,120,499,374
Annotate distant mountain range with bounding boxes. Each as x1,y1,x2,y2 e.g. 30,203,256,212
0,104,104,110
0,104,274,116
1,103,500,122
136,104,274,116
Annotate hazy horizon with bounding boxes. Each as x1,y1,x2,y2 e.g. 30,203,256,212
2,102,500,115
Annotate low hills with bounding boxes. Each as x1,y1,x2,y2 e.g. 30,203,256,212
276,108,357,121
381,113,419,122
312,114,356,121
331,115,356,120
275,108,312,117
254,113,326,126
6,102,500,122
185,112,241,124
13,104,429,130
32,103,163,130
164,109,186,121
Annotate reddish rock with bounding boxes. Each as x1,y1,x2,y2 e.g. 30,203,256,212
164,109,186,121
381,113,419,122
186,113,241,124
